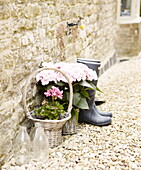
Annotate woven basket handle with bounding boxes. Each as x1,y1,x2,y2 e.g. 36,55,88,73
22,67,73,117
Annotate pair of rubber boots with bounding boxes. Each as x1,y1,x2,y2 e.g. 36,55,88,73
77,58,112,126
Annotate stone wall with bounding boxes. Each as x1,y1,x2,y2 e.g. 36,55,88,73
115,23,141,58
139,22,141,53
0,0,117,164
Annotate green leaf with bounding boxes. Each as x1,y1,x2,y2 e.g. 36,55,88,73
72,93,81,106
96,86,103,93
71,107,79,123
76,97,89,109
56,81,66,86
85,81,103,93
80,88,89,99
66,92,81,106
73,84,80,93
66,92,70,101
44,84,53,90
80,81,95,90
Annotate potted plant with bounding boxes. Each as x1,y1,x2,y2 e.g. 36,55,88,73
37,62,99,135
33,86,65,120
22,67,73,148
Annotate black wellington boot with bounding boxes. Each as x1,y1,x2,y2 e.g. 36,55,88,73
78,81,112,126
77,58,112,117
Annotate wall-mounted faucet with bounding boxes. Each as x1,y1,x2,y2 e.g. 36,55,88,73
66,16,84,35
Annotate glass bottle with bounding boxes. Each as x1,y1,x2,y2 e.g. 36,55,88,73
30,122,41,142
14,126,31,165
30,122,42,158
32,124,49,163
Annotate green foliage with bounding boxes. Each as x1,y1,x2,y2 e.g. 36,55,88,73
79,80,95,89
76,97,89,109
61,80,98,110
33,101,65,120
72,93,81,106
35,80,102,119
71,107,79,123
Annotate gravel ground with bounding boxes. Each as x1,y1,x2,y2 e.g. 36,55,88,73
2,57,141,170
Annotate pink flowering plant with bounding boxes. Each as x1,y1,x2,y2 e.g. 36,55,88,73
44,86,63,105
34,62,99,120
33,86,65,120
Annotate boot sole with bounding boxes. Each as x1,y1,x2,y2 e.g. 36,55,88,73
99,113,112,117
78,119,112,126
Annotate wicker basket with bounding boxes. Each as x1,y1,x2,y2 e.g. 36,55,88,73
22,67,73,148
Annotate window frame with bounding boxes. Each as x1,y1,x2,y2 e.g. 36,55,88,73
117,0,141,24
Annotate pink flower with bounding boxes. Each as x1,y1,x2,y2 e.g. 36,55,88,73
44,91,51,97
36,70,58,85
36,62,98,85
44,86,63,99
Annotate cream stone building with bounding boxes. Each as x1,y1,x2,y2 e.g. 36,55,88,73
0,0,140,165
116,0,141,58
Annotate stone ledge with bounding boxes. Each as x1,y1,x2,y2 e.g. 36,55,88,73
99,50,117,76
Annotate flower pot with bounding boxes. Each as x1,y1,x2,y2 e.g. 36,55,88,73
22,67,73,148
62,115,77,135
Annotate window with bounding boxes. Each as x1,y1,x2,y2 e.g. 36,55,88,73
140,0,141,16
120,0,131,16
117,0,141,23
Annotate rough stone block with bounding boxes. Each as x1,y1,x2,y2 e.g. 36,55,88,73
24,3,41,18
